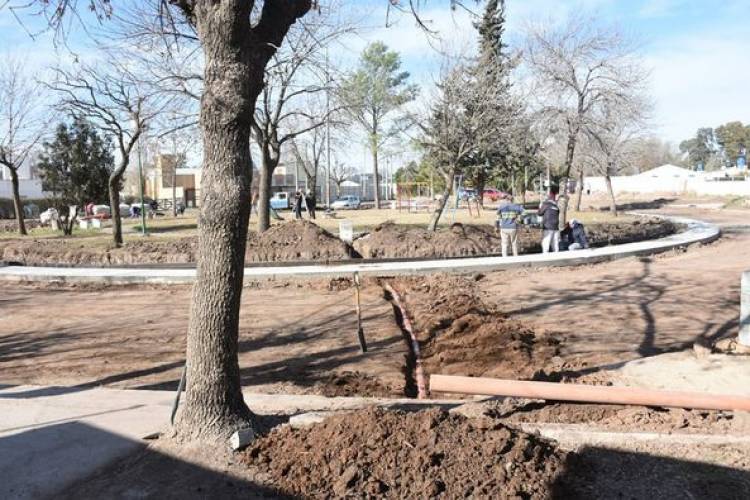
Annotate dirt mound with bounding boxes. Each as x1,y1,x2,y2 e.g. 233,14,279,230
392,276,561,383
244,407,566,499
246,220,352,262
354,222,498,259
355,219,677,259
471,399,742,434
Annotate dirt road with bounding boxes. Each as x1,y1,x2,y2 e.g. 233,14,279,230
478,207,750,371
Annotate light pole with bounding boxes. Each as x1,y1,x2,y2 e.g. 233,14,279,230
136,131,147,235
325,48,332,208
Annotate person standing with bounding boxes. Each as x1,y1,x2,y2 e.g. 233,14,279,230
305,189,316,220
293,191,303,220
496,194,524,257
538,188,560,253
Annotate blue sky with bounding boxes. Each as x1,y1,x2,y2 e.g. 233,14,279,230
2,0,748,158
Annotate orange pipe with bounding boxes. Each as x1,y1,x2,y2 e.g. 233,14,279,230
430,375,750,412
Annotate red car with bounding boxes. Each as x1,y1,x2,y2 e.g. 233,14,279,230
482,188,509,201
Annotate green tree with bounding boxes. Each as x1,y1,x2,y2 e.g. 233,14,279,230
466,0,521,205
714,121,749,166
339,42,418,208
679,127,719,170
36,119,114,232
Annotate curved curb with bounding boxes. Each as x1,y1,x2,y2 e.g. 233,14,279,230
0,215,720,285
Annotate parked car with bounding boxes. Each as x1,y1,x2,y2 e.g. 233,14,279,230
483,188,510,201
270,192,291,210
331,195,361,210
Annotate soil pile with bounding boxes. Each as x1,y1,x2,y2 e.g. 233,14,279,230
312,371,396,398
0,238,197,266
355,219,677,259
492,400,742,434
354,222,499,259
392,276,561,381
246,220,352,263
244,407,566,499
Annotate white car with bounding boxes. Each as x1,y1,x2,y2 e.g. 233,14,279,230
331,195,361,210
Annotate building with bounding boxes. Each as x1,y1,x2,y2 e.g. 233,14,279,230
0,164,49,200
584,164,750,197
143,154,202,208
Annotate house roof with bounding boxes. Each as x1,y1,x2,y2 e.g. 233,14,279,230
639,164,697,178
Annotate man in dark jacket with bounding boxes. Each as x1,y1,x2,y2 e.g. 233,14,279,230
538,188,560,253
561,218,589,251
293,191,303,219
304,190,316,220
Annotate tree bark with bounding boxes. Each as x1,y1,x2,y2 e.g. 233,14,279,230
175,0,310,442
428,172,454,231
108,178,123,246
559,127,579,228
257,150,275,233
9,168,27,236
475,168,486,208
605,174,618,216
574,168,584,212
372,145,381,209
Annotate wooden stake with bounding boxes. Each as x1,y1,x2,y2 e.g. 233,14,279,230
354,272,367,352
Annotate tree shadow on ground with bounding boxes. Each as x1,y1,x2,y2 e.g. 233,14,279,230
0,421,290,499
553,445,750,499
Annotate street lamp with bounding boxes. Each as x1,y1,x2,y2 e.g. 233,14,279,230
136,132,147,235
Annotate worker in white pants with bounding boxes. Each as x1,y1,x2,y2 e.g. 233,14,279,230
538,189,561,254
541,229,559,253
497,195,524,257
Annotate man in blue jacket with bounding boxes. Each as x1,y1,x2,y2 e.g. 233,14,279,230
538,188,560,253
496,194,524,257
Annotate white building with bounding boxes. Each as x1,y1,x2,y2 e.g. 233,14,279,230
584,164,750,197
0,164,48,200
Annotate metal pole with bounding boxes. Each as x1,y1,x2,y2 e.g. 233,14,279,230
137,133,147,235
325,48,332,208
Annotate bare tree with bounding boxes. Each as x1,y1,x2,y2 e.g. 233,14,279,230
330,160,354,196
419,62,498,231
253,14,350,231
581,100,650,215
289,123,326,203
0,56,48,235
525,14,648,225
48,60,167,247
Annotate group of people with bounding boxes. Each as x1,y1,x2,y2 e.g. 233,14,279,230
293,190,316,220
496,187,589,257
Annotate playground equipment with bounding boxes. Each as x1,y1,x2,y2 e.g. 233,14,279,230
396,182,432,212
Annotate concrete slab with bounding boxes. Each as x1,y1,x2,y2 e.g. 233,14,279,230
0,215,720,285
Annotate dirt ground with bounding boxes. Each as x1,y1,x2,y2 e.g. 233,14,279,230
4,203,750,498
354,218,676,259
0,280,407,397
0,216,674,265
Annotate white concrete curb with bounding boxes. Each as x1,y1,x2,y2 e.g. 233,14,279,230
0,215,720,285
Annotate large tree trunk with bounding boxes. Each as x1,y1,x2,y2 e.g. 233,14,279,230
475,168,486,208
605,174,618,216
108,176,123,247
9,168,27,236
372,146,381,209
428,172,454,231
257,151,274,233
176,3,257,442
574,168,584,212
